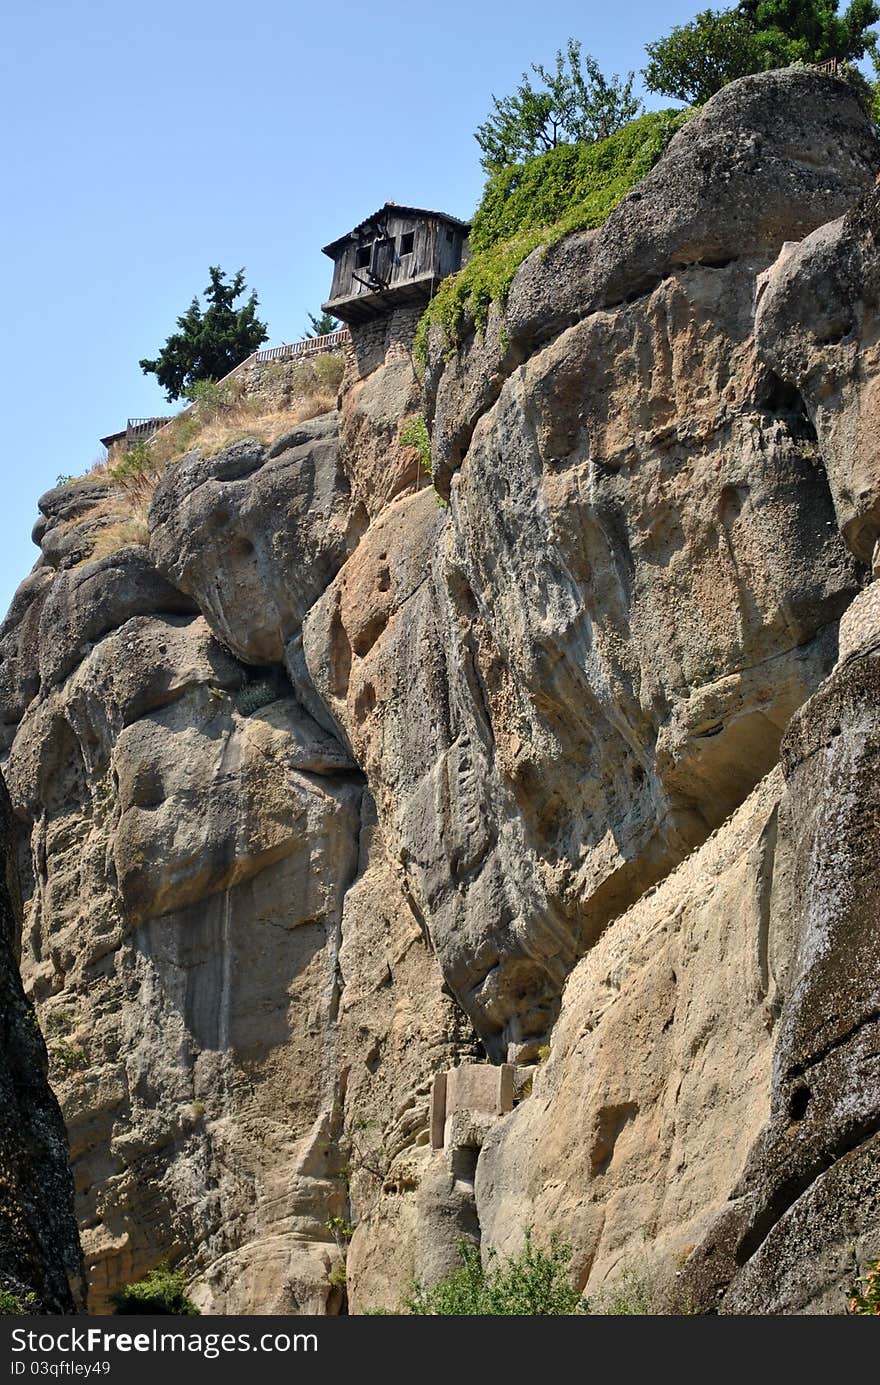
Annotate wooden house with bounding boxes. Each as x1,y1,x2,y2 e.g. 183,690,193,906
321,203,469,325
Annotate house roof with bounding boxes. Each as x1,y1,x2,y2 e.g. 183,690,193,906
322,202,471,258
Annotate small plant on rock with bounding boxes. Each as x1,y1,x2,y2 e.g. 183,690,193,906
235,681,278,717
0,1287,36,1315
848,1257,880,1314
110,1264,200,1315
399,415,432,476
588,1264,656,1315
51,1041,89,1074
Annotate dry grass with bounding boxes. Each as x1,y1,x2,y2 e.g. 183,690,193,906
88,503,152,561
63,369,339,566
169,390,337,461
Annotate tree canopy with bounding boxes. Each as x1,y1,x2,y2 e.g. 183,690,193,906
475,39,642,173
140,267,268,402
305,310,339,337
742,0,880,65
644,0,880,105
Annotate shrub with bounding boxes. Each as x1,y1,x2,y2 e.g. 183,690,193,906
51,1041,88,1074
848,1257,880,1313
110,1265,200,1316
183,377,237,419
588,1265,656,1314
0,1288,36,1315
108,441,165,501
314,352,345,392
404,1232,586,1315
415,109,690,357
235,681,277,717
399,415,432,476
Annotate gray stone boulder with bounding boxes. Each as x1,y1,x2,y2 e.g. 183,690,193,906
756,180,880,563
0,566,54,747
149,413,363,666
37,546,196,692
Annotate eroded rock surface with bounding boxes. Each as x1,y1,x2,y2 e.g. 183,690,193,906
3,68,880,1315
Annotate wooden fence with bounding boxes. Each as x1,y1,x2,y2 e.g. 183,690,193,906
125,417,172,445
253,328,350,364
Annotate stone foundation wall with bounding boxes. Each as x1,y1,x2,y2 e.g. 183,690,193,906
348,303,426,382
235,352,346,410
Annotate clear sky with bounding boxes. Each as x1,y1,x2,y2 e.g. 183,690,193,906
0,0,728,613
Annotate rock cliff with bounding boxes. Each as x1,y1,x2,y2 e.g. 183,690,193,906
0,774,83,1312
2,67,880,1314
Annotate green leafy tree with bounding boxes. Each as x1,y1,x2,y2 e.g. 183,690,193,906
140,267,268,402
475,38,642,173
305,310,339,337
644,8,766,102
645,1,880,104
741,0,880,65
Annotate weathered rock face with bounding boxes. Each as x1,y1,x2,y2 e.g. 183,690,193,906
1,412,472,1313
427,67,880,489
148,415,364,667
340,360,425,517
4,67,880,1316
474,767,794,1303
0,774,83,1313
306,69,872,1065
756,181,880,563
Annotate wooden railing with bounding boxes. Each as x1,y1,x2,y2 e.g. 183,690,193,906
253,328,350,364
125,417,171,445
813,58,841,76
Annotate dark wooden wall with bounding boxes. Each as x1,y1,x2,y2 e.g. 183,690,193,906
327,213,467,304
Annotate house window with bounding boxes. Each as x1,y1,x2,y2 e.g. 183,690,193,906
400,231,415,256
445,228,455,243
355,243,372,269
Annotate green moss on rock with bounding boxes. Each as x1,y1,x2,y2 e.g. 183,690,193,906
416,109,691,359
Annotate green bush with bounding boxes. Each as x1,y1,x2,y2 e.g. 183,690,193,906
109,439,170,495
399,415,432,475
848,1257,880,1314
314,352,345,392
51,1041,88,1074
109,1265,200,1316
235,681,277,717
588,1265,656,1314
415,109,690,357
404,1232,586,1315
0,1288,36,1315
183,377,236,418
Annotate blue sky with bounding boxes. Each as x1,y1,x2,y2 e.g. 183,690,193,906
0,1,733,612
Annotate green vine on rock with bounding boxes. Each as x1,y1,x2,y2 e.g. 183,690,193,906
415,108,692,362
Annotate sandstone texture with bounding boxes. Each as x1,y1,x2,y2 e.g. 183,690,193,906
3,69,880,1314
